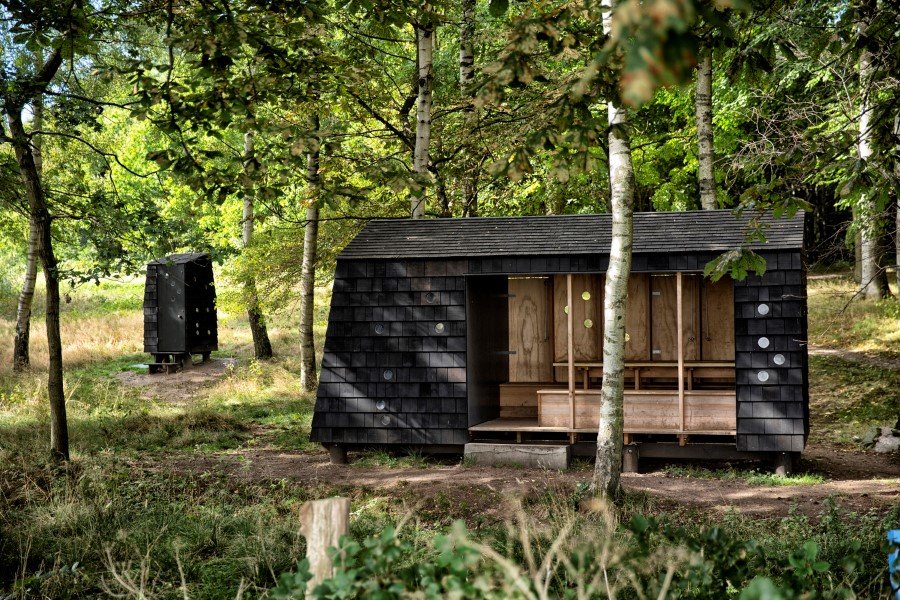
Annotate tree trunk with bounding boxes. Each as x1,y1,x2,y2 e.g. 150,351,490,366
13,219,39,371
300,115,321,392
12,92,44,371
592,0,634,498
8,110,69,461
411,17,433,219
459,0,478,217
242,132,274,359
696,48,716,210
857,42,889,300
894,114,899,293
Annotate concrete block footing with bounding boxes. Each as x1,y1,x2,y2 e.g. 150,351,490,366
464,443,570,470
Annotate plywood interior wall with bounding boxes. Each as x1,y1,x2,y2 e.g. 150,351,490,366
508,278,553,382
650,275,700,361
625,274,650,360
553,274,601,362
701,276,735,360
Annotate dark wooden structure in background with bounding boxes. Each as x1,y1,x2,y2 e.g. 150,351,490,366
143,253,218,372
311,211,808,469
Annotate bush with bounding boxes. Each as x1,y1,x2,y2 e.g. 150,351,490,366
271,512,883,599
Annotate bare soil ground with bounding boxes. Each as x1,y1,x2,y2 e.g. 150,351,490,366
115,357,237,402
165,441,899,519
808,345,900,371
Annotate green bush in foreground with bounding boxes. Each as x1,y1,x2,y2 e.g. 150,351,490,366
272,511,888,599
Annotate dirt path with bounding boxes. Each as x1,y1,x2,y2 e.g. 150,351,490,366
115,358,237,402
165,442,899,519
808,345,900,372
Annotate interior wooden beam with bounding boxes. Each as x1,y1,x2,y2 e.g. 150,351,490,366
567,274,575,433
676,271,685,433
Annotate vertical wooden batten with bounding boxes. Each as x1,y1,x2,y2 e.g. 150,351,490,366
566,274,575,436
676,272,685,435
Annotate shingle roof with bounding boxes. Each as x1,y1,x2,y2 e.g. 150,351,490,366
339,210,805,260
149,252,210,265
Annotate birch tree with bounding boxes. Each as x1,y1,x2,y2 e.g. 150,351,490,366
855,4,890,300
459,0,478,216
242,132,274,359
300,114,321,391
2,46,70,460
696,48,716,210
411,10,434,219
11,91,41,371
592,0,635,498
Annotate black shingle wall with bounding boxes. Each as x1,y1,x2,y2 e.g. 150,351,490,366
312,250,809,454
311,259,469,446
734,251,808,452
143,265,159,354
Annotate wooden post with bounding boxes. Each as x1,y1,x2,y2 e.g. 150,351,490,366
567,274,575,435
300,497,351,595
676,272,685,434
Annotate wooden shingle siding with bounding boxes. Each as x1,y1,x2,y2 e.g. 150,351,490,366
734,251,808,453
311,259,469,446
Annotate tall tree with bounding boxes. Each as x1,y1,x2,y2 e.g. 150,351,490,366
592,0,635,498
411,10,434,219
459,0,478,217
696,48,716,210
855,0,890,299
2,45,69,460
242,132,274,359
300,113,321,392
11,102,41,370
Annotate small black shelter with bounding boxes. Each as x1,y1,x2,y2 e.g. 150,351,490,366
143,253,218,371
311,210,808,468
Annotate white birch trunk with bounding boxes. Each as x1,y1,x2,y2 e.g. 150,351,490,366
12,93,43,371
242,132,274,359
696,49,716,210
411,19,433,219
300,115,321,391
592,0,634,498
9,107,69,460
459,0,478,216
857,43,888,299
894,114,899,293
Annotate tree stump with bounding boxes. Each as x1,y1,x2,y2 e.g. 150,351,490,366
299,496,350,595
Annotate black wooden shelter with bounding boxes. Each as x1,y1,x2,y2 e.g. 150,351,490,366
311,210,808,468
143,253,218,371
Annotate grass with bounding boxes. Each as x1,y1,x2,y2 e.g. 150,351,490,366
807,273,900,357
1,271,899,597
661,464,826,486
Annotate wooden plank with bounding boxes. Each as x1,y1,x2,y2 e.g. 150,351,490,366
567,274,575,430
677,272,685,433
650,275,677,361
553,274,600,363
626,274,650,360
508,278,553,382
500,383,562,418
681,274,700,360
701,276,735,361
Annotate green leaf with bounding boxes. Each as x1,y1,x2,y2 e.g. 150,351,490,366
489,0,508,18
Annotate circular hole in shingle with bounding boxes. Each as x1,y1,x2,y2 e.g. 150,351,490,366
757,336,770,349
757,303,770,316
584,319,593,329
582,291,591,301
374,323,385,335
376,400,386,411
380,415,390,426
207,330,211,335
773,354,786,366
425,292,437,304
434,322,445,333
757,370,770,382
195,308,199,313
383,369,393,381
